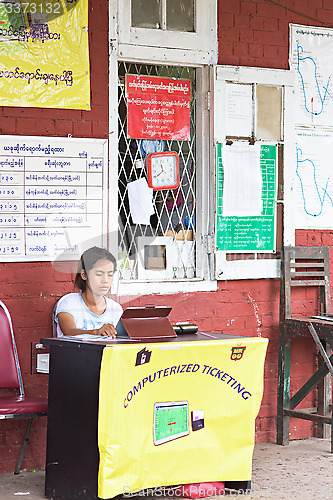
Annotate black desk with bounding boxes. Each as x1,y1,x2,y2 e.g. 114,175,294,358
42,334,254,500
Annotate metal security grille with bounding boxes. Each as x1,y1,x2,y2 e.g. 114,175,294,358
118,61,197,281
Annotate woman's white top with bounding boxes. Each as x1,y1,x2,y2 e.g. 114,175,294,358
55,292,123,338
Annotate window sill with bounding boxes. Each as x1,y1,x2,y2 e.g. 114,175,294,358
117,279,218,296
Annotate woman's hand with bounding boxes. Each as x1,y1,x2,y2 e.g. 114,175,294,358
57,312,117,338
95,323,117,338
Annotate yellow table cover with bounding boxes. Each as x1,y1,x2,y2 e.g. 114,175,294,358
98,337,268,499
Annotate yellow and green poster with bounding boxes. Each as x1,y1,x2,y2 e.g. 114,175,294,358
0,0,90,109
98,337,268,499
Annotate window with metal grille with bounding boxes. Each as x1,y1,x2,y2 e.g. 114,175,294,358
118,62,197,281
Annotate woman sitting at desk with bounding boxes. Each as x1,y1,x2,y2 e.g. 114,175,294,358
55,246,123,338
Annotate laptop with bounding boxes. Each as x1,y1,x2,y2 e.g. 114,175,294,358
116,306,177,340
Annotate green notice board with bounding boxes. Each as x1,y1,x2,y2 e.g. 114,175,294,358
216,143,277,252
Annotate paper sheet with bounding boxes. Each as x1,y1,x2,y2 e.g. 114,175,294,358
64,334,136,342
127,178,155,224
294,130,333,228
225,83,253,137
222,144,262,216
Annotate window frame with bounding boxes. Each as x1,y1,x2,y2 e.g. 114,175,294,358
117,0,217,65
108,63,216,295
212,65,295,281
109,1,218,294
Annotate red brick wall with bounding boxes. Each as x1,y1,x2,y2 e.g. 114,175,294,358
218,0,331,69
0,0,109,474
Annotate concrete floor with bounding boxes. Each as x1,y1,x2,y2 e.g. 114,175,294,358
0,437,332,499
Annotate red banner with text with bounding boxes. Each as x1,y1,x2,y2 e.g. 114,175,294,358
126,74,191,141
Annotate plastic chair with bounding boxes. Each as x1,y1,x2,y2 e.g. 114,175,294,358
0,300,48,474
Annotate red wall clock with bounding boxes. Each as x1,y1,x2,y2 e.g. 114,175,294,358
147,151,180,191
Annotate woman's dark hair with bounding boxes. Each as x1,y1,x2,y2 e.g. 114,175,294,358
74,246,117,291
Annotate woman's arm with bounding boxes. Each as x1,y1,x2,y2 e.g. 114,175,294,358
57,312,117,338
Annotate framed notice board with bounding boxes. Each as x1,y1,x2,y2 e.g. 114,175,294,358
216,142,277,253
0,135,108,262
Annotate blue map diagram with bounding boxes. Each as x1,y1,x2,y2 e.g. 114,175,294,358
296,43,333,117
291,25,333,127
295,132,333,226
296,146,332,217
291,26,333,227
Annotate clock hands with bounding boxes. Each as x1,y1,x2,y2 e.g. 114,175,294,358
155,164,166,177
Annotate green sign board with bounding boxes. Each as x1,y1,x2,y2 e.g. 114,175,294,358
216,143,277,252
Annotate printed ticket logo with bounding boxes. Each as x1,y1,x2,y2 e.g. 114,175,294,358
230,345,246,361
135,347,152,366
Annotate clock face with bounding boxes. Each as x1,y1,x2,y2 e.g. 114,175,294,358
147,152,180,190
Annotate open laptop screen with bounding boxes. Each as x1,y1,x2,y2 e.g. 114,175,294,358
153,401,189,445
116,306,176,340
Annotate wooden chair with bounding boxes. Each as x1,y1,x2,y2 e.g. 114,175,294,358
277,246,333,451
0,300,48,474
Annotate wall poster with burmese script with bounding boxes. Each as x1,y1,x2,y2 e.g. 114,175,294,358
126,74,191,140
0,135,107,262
0,0,90,109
